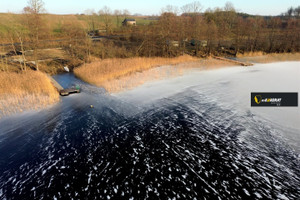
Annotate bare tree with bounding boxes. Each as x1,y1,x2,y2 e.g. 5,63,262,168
253,18,265,51
190,1,203,13
282,19,299,52
224,1,235,12
287,7,293,18
223,2,237,29
232,17,245,55
114,10,122,27
85,9,97,35
0,32,6,71
122,9,130,19
99,6,112,35
181,1,203,14
161,5,179,15
23,0,46,70
294,6,300,17
205,20,217,55
7,28,27,71
267,17,281,52
157,12,180,56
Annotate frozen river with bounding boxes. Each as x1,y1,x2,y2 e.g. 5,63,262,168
0,61,299,199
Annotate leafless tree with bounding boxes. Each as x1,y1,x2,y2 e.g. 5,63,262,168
99,6,112,35
161,5,179,15
114,10,122,27
294,6,300,17
122,9,130,19
224,1,235,12
7,28,27,71
181,1,203,14
267,17,281,52
0,32,6,71
85,9,97,35
205,20,217,55
23,0,46,70
287,7,293,18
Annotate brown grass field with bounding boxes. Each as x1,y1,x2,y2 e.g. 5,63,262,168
0,71,60,118
0,13,155,41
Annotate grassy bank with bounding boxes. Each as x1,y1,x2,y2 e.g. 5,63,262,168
73,55,243,92
0,71,60,118
74,55,198,90
237,52,300,63
104,58,241,92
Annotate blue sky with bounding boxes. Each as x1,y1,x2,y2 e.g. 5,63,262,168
1,0,299,15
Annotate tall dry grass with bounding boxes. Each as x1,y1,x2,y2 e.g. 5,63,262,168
236,51,265,57
236,52,300,63
104,58,240,92
74,55,198,89
0,71,60,118
74,56,241,93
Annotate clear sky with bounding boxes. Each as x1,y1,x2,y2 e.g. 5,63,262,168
1,0,299,16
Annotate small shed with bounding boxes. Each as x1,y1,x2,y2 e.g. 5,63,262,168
122,18,136,26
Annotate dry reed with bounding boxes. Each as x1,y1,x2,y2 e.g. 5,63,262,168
0,71,60,118
74,55,198,89
237,52,300,63
236,51,265,57
75,56,239,93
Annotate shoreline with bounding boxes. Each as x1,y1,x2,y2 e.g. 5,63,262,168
236,52,300,63
0,93,60,119
0,71,60,119
104,58,241,93
0,53,300,119
74,53,300,93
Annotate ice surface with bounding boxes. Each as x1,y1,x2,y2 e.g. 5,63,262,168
116,62,300,152
0,62,299,199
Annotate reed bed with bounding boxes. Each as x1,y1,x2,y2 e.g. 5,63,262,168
75,56,239,93
236,51,265,57
237,52,300,63
74,55,198,89
0,71,60,118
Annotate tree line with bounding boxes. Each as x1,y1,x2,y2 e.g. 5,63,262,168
1,0,300,71
131,2,300,57
283,6,300,18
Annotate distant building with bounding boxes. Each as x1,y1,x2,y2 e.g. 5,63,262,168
122,18,136,26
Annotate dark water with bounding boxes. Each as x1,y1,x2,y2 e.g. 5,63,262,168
0,73,299,200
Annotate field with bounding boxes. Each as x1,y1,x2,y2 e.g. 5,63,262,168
0,13,155,41
0,71,60,118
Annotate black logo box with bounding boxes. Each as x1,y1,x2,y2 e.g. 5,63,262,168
251,92,298,107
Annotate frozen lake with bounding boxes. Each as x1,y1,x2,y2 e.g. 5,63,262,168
0,61,299,199
117,61,300,151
